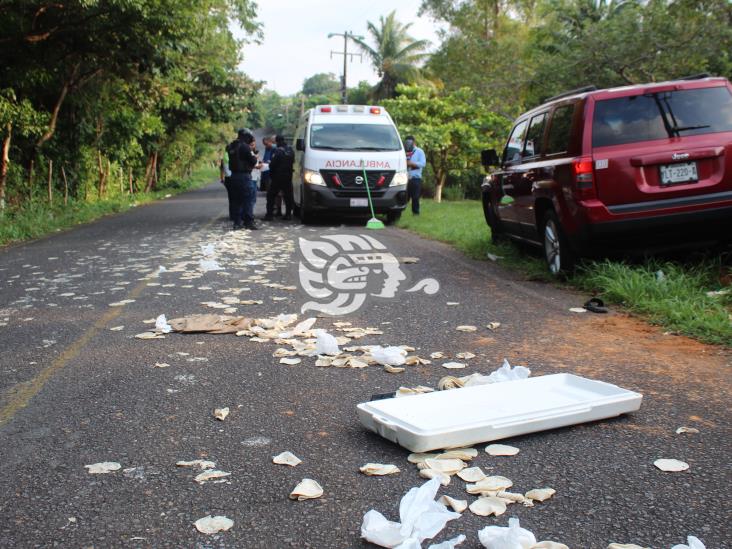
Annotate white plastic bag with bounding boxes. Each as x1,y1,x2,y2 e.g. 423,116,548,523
155,314,172,334
314,330,340,356
671,536,705,549
201,243,216,257
464,360,530,387
478,517,537,549
361,477,460,548
371,346,407,367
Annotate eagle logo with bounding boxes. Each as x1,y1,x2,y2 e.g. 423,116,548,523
298,234,439,315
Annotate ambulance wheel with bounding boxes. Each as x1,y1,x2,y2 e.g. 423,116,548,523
385,211,402,225
299,186,313,224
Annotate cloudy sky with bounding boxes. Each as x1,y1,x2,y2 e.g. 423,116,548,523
235,0,442,96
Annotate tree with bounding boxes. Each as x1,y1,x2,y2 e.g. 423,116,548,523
302,73,341,96
352,11,431,100
383,85,509,202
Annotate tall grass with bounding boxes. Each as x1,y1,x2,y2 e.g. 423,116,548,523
0,166,217,247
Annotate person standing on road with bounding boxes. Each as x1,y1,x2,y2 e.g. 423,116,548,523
264,135,295,221
219,149,236,221
227,129,261,230
260,136,275,192
404,136,426,215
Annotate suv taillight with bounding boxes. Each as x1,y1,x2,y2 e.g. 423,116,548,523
572,157,596,199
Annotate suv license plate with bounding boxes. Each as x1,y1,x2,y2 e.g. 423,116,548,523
660,162,698,185
350,198,369,207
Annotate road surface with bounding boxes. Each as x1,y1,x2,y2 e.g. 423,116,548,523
0,183,729,548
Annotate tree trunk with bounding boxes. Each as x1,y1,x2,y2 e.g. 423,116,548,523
144,151,157,193
47,159,53,204
434,173,444,203
0,123,11,213
142,153,154,192
61,165,68,205
35,63,79,149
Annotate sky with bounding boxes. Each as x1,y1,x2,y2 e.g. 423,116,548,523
235,0,442,96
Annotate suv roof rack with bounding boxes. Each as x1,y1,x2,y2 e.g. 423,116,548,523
544,85,597,103
677,73,711,80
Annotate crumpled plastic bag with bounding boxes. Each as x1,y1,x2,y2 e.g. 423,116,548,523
671,536,705,549
314,330,340,356
201,243,216,257
478,517,536,548
371,346,407,367
464,360,530,387
361,477,460,548
427,535,466,549
155,314,172,334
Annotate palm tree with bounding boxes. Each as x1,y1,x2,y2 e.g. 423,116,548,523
352,11,430,100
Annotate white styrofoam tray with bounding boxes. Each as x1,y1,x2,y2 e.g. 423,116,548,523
357,373,643,452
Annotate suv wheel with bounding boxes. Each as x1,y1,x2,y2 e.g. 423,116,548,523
385,211,402,225
542,210,575,276
483,195,505,244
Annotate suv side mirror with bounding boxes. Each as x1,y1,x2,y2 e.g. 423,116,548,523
296,138,305,152
481,149,500,167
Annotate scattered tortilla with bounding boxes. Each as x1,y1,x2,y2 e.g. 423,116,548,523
607,545,650,549
85,462,121,474
675,426,699,435
569,307,587,313
442,362,466,369
532,542,569,549
419,468,450,486
424,458,466,475
407,453,438,464
384,364,405,373
437,448,478,461
360,463,400,476
135,332,164,340
214,407,230,421
280,357,301,365
194,515,233,534
289,478,323,501
486,444,520,456
446,302,460,306
400,257,420,264
439,495,468,513
194,470,231,484
457,466,486,482
110,326,124,331
469,496,507,517
467,475,514,494
109,299,135,307
430,352,445,359
486,322,501,330
456,352,476,360
176,460,215,470
153,362,170,368
456,325,477,332
273,451,302,467
525,487,556,502
654,459,689,472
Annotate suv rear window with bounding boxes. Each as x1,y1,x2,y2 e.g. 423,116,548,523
592,86,732,147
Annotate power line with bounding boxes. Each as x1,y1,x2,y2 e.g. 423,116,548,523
328,31,364,104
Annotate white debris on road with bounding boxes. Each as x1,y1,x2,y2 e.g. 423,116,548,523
84,462,121,474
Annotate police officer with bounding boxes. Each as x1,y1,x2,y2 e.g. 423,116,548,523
264,135,295,221
227,129,261,230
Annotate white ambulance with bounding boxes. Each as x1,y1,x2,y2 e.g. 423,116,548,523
291,105,409,223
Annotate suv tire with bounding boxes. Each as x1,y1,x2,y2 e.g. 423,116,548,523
542,210,575,276
483,196,505,244
386,211,402,225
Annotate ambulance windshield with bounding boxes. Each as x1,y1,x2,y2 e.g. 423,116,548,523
310,124,402,151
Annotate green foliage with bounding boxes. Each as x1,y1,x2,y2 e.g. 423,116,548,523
0,0,261,212
352,11,431,100
383,85,509,200
302,73,341,96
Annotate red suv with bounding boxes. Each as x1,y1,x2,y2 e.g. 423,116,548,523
480,75,732,274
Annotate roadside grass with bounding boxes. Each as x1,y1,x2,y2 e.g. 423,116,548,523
0,166,217,247
397,199,732,347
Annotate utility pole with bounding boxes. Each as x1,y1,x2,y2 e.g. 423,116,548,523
328,31,363,104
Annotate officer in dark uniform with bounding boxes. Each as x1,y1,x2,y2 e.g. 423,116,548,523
227,129,261,230
264,135,295,221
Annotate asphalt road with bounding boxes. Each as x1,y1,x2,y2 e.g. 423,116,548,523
0,182,730,549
